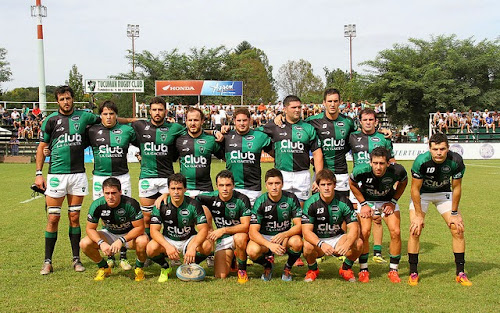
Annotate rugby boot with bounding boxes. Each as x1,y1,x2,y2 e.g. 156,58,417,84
40,261,53,275
281,267,293,281
358,270,370,283
237,270,249,284
134,267,145,282
158,267,172,283
246,259,254,266
261,264,273,282
339,268,356,282
94,267,111,281
206,255,215,268
293,257,304,267
372,253,387,264
388,270,401,283
408,273,419,286
316,256,326,264
304,269,319,282
120,259,132,271
72,258,86,272
107,258,116,268
455,272,472,286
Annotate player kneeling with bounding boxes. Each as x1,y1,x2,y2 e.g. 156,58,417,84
196,170,252,284
302,169,363,282
247,169,303,281
146,173,212,282
80,177,149,281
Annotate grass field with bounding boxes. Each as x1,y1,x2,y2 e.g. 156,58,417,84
0,160,499,312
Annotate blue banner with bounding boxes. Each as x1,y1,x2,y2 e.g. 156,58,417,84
201,81,243,96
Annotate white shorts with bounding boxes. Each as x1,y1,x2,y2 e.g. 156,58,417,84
281,170,311,201
334,173,350,192
92,173,132,200
215,236,235,253
234,188,261,206
45,173,89,198
163,235,194,255
322,234,345,250
98,229,132,249
355,201,400,218
185,190,203,197
409,192,453,215
138,178,169,198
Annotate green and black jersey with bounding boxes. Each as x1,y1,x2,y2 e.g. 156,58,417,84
41,110,99,174
223,129,272,191
349,131,394,168
131,120,185,179
260,120,321,172
350,163,407,201
176,132,223,191
250,191,302,235
87,123,136,176
150,197,207,241
306,113,356,174
411,151,465,193
196,190,252,239
301,193,357,238
87,195,143,235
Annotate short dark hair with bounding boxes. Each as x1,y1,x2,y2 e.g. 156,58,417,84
265,168,283,182
102,177,121,191
234,107,250,118
187,107,205,120
283,95,301,106
168,173,187,188
216,170,234,184
315,169,336,185
323,88,341,101
99,100,118,115
370,146,390,162
54,86,74,99
429,133,449,147
149,97,166,108
359,108,376,119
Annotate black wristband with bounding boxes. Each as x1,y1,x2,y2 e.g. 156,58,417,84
360,201,368,207
36,170,43,176
451,211,459,216
97,239,104,246
391,198,398,205
119,236,126,244
317,240,324,248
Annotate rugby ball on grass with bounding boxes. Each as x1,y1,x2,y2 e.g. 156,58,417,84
176,263,206,281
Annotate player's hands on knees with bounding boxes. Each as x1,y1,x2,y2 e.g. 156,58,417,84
207,228,224,241
184,247,196,264
382,203,395,215
270,232,288,245
448,214,465,235
410,214,424,236
321,243,335,256
269,243,286,256
100,242,112,256
154,193,169,209
110,240,123,255
35,175,46,190
333,242,349,256
165,245,180,261
359,205,372,219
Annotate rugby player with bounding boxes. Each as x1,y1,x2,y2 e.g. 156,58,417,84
302,169,363,282
247,168,303,281
146,173,211,282
349,108,395,263
88,100,137,270
35,86,100,275
408,133,472,286
175,107,223,197
349,147,408,283
196,170,252,283
80,178,148,281
260,95,323,205
221,107,272,205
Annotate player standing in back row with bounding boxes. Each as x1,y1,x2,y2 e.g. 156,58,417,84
407,133,472,286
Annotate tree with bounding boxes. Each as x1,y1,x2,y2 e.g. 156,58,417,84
234,41,253,55
0,48,12,93
277,59,324,102
362,35,500,131
66,64,84,102
324,68,370,102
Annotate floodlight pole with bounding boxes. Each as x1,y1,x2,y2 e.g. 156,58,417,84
127,24,139,117
31,0,47,114
344,24,356,80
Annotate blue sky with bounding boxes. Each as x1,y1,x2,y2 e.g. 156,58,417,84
1,0,498,92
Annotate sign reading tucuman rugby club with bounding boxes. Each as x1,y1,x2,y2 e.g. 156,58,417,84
84,79,144,93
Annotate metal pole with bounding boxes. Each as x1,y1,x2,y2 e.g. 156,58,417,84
33,0,47,114
349,35,353,80
132,35,136,117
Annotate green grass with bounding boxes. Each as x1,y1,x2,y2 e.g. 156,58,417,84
0,160,499,312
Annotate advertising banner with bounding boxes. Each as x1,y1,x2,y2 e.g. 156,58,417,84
201,81,243,96
155,80,243,96
390,143,500,160
84,79,144,93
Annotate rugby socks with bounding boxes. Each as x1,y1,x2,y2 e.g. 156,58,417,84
236,257,247,271
285,249,302,270
135,259,145,268
454,252,465,275
69,226,81,259
408,253,419,274
120,247,127,260
389,254,401,271
342,258,354,270
151,253,169,269
97,258,109,269
44,231,57,262
373,245,382,256
254,255,272,269
195,252,208,264
308,262,318,271
359,253,369,272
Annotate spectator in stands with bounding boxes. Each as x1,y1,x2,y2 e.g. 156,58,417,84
438,114,448,133
212,110,224,131
139,102,147,118
258,102,267,114
11,109,21,129
458,113,471,133
471,114,480,134
482,109,490,126
0,104,5,116
485,113,495,133
9,135,19,156
21,105,30,121
176,104,185,124
31,104,41,119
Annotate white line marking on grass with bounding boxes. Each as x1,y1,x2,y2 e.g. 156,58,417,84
20,195,43,203
465,163,500,168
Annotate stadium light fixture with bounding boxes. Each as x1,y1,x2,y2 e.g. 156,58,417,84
127,24,139,117
344,24,356,80
31,0,48,114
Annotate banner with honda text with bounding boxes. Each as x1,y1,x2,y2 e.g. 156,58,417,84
155,80,243,96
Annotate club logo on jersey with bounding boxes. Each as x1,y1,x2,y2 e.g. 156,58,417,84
340,129,346,136
71,116,80,121
370,137,380,142
247,142,253,149
279,202,289,210
181,218,189,226
382,177,393,184
145,125,150,130
115,136,121,144
99,145,124,155
230,150,255,162
199,146,205,154
74,123,80,131
245,135,254,141
228,210,236,219
144,142,168,153
336,122,345,127
159,127,169,132
117,208,126,216
55,133,82,146
264,205,272,212
94,182,102,191
185,155,207,165
282,211,289,219
323,138,345,148
49,177,60,187
140,180,150,190
227,203,236,210
322,124,327,128
118,217,127,223
296,132,303,139
441,165,451,173
180,209,190,216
